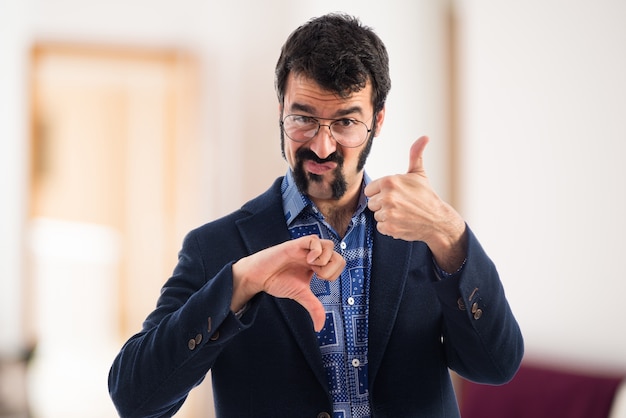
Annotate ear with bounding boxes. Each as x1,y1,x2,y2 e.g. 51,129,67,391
374,106,386,136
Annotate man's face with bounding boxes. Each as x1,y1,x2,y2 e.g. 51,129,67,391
280,73,384,205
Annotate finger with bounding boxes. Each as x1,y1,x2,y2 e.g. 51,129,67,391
407,135,429,174
302,235,323,262
305,237,332,265
366,193,383,213
312,252,345,280
373,209,386,223
364,179,381,198
308,244,333,266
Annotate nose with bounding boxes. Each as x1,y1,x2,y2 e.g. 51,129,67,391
309,124,337,159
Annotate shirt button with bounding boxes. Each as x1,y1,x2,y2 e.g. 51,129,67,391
352,358,360,368
340,241,347,250
347,296,355,306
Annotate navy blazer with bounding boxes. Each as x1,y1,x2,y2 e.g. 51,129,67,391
109,177,523,418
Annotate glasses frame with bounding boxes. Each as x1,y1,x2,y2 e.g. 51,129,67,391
280,114,373,148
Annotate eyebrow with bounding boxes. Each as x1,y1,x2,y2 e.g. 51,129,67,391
289,102,365,119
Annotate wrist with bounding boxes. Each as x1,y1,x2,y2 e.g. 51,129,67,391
427,214,467,273
231,258,258,312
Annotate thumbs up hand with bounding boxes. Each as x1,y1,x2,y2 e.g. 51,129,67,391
364,136,468,272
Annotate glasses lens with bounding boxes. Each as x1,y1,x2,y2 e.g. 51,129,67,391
282,115,319,143
330,119,369,147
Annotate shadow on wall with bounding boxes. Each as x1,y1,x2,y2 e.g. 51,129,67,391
0,344,35,418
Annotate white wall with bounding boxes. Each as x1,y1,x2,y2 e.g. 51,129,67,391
455,0,626,370
0,0,30,355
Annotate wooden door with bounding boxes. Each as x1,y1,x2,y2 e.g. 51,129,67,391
28,44,209,418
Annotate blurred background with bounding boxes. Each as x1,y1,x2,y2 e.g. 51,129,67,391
1,0,625,417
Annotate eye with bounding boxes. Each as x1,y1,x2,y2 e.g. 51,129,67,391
291,115,317,126
333,118,358,129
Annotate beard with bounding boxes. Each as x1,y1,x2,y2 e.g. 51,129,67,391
292,148,348,200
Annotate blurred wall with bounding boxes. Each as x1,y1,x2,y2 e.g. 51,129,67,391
455,0,626,370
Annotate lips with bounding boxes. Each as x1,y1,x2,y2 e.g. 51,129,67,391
304,160,337,175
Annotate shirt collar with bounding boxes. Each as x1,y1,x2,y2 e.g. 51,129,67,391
281,169,371,227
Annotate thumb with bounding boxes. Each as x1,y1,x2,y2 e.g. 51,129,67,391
296,292,327,332
407,135,430,174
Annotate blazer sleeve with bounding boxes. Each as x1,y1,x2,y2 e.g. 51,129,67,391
433,226,524,385
108,227,258,418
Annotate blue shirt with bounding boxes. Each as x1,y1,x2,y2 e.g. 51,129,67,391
281,171,373,418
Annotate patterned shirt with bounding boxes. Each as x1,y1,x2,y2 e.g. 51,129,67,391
281,171,373,418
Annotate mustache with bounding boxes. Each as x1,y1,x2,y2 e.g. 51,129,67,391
295,148,343,165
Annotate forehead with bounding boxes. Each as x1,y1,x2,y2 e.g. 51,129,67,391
283,73,373,118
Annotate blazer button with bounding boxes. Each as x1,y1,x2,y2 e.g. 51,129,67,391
457,297,466,310
210,331,220,341
471,302,483,319
188,333,203,350
187,338,197,350
317,413,331,418
473,308,483,320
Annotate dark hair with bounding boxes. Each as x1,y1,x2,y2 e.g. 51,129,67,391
275,13,391,113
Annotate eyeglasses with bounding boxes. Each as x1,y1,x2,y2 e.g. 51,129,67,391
281,114,372,148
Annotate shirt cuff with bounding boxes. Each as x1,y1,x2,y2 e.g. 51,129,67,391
233,303,249,319
433,257,467,280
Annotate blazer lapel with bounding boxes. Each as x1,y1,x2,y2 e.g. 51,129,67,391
368,231,413,385
235,180,329,392
233,179,414,394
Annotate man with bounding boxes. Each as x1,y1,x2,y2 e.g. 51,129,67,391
109,13,523,418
